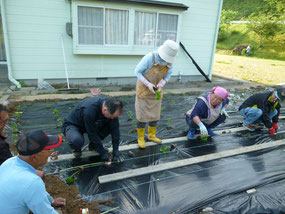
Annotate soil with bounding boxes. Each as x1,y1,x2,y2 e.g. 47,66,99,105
44,174,116,214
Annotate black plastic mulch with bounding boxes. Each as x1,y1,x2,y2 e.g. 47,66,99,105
7,88,285,214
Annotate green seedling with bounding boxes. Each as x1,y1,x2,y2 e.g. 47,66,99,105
160,145,170,153
53,108,59,118
154,90,161,100
201,136,208,142
10,123,19,133
167,118,171,126
161,106,164,112
127,110,133,120
15,105,21,111
46,104,51,109
245,133,251,137
123,97,129,102
56,118,63,128
14,112,22,121
65,167,84,185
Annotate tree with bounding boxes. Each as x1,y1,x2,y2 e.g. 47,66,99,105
218,10,238,41
264,0,285,21
247,15,281,46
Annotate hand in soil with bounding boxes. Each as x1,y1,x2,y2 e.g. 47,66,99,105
52,197,66,207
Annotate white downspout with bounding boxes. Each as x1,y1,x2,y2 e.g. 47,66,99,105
0,0,21,88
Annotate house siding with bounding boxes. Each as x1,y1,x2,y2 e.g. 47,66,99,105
3,0,222,83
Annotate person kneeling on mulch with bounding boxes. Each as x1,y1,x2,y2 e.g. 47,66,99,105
0,130,65,213
239,88,285,133
185,86,230,140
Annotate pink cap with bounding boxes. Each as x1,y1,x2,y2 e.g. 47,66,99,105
212,86,229,99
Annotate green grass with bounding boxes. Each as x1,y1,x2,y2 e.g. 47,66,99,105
217,24,285,61
223,0,276,19
214,53,285,85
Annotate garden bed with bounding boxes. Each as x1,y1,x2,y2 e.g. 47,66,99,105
6,87,285,213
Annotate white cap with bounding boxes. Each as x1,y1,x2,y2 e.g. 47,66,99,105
158,40,179,64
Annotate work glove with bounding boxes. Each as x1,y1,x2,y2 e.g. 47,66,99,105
220,107,229,118
272,122,278,130
113,150,124,163
198,122,208,136
139,76,155,94
157,79,166,92
269,127,276,134
146,83,156,94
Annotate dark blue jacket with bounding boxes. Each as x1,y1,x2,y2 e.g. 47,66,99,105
190,93,229,120
63,97,120,152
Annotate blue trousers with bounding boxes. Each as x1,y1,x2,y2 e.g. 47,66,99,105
239,108,277,126
186,114,226,130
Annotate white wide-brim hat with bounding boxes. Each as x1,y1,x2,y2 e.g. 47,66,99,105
158,40,179,64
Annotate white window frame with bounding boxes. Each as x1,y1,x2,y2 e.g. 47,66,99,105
72,1,182,55
134,10,179,48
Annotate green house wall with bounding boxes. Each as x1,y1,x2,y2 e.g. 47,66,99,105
2,0,222,83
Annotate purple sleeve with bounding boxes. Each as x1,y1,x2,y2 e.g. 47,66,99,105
190,99,209,120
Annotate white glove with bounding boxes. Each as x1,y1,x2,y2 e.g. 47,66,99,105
221,107,229,118
198,122,208,136
157,79,166,92
139,76,155,93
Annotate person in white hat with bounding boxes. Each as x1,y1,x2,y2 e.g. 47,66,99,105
134,40,179,149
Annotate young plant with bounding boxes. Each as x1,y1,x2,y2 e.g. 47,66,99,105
10,123,19,133
53,108,59,118
160,145,170,153
46,104,51,109
65,167,84,185
166,118,172,130
201,136,208,142
14,112,22,121
154,90,161,100
127,110,133,121
15,105,21,111
56,118,63,128
167,118,171,126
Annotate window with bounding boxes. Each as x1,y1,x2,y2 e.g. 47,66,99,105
78,6,129,45
134,11,178,47
73,2,181,55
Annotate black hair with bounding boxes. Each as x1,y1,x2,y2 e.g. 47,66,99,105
0,103,8,113
105,99,123,115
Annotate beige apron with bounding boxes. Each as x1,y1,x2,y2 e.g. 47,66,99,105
186,96,222,125
135,53,170,122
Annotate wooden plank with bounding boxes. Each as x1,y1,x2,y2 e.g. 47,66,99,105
98,139,285,184
48,126,247,162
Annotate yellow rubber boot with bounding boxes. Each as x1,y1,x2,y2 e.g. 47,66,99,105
137,128,146,149
148,126,162,143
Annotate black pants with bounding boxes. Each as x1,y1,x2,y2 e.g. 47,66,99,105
63,125,111,152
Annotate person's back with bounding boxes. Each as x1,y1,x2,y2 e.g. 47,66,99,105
0,157,57,214
63,96,105,131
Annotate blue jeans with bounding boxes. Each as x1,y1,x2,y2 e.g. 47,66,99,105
185,114,226,130
239,108,277,126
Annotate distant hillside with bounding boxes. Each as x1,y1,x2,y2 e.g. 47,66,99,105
222,0,283,20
